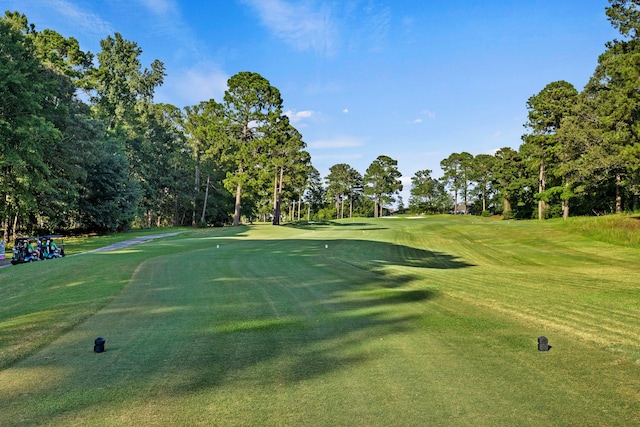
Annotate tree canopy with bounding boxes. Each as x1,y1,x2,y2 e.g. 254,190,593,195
5,2,640,240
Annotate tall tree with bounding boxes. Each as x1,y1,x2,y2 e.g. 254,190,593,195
303,167,325,220
0,15,61,241
580,38,640,213
471,154,496,213
223,72,283,226
184,99,226,226
325,163,362,219
84,32,165,130
458,152,474,213
607,0,640,39
138,103,196,227
440,152,464,213
409,169,436,214
363,155,402,218
522,81,578,219
493,147,527,218
266,115,308,225
77,134,141,232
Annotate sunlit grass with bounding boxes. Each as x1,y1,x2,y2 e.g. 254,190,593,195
560,213,640,247
1,217,639,425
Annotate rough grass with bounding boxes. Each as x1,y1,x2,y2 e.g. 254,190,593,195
1,217,639,426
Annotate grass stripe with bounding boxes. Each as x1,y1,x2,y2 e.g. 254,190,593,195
0,217,639,425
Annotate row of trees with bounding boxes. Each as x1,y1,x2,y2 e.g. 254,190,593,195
6,1,637,238
409,0,640,219
0,11,312,240
317,156,403,220
1,11,406,241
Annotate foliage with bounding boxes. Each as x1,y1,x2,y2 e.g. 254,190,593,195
363,155,402,217
0,11,314,237
409,169,450,214
8,2,640,240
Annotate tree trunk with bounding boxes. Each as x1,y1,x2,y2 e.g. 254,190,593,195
233,179,242,226
2,217,8,244
562,180,569,220
349,194,353,218
2,222,6,244
453,190,458,214
200,173,210,226
616,173,622,214
273,166,284,225
272,172,278,211
12,214,18,241
463,188,468,214
482,187,487,212
192,162,200,227
538,161,546,220
562,199,569,220
272,170,280,225
374,194,379,218
273,193,281,225
503,198,511,217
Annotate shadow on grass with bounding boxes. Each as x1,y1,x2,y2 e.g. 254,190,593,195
0,234,468,422
290,220,388,231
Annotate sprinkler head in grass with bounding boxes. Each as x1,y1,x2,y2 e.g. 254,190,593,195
94,337,105,353
537,336,550,351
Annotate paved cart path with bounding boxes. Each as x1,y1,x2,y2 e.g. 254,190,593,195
83,232,182,253
0,232,182,268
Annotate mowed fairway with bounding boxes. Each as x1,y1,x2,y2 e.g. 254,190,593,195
1,216,639,426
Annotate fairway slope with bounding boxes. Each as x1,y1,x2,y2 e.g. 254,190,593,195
1,218,639,426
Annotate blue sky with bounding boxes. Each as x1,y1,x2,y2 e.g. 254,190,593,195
3,0,620,204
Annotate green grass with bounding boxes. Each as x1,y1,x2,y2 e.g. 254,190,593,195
1,217,639,425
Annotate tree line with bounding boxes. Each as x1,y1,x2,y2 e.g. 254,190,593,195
409,0,640,219
0,11,407,241
4,1,639,241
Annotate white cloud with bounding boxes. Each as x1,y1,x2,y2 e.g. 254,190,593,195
156,62,229,107
48,0,113,35
309,136,365,149
363,3,391,51
421,110,436,119
342,108,349,113
241,0,338,56
285,110,314,124
312,153,363,162
413,109,436,124
137,0,178,15
399,175,413,187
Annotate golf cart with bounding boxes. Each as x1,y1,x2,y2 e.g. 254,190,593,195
10,236,41,264
41,235,65,259
10,235,66,265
